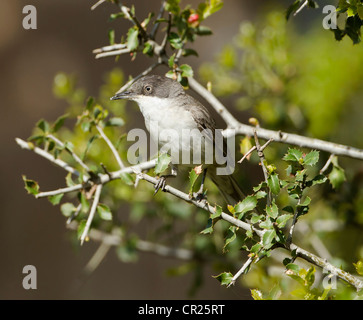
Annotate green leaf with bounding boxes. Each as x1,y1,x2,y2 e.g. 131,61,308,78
180,64,194,79
48,193,64,206
168,53,176,68
211,205,222,219
97,203,112,221
283,148,303,162
105,117,125,127
285,263,300,273
116,237,139,263
78,192,90,214
52,114,69,133
60,202,76,217
168,32,183,49
267,173,280,195
108,29,115,45
250,289,263,300
266,201,279,219
262,229,276,248
213,272,233,286
189,168,200,193
286,0,301,20
127,27,139,51
194,25,213,36
200,218,213,234
77,220,87,240
299,196,311,207
223,226,236,251
353,260,363,276
22,176,39,195
276,214,293,228
234,195,257,219
154,153,171,175
120,172,135,186
165,0,180,15
182,48,199,57
36,119,50,133
303,150,319,166
328,165,346,189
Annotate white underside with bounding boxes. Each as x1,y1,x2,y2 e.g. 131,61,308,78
134,96,214,166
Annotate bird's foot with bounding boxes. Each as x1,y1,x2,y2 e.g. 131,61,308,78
154,176,167,195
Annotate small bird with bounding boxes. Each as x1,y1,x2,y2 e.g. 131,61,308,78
111,75,244,205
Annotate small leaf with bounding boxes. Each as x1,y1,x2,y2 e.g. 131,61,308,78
285,263,300,273
353,261,363,276
223,226,236,251
283,148,303,162
328,165,346,189
22,176,39,195
200,218,213,234
211,205,222,219
127,27,139,51
179,64,194,78
108,29,115,45
266,201,279,219
48,193,64,206
213,272,233,286
276,214,293,228
52,114,69,133
303,150,319,166
235,195,257,219
168,32,183,49
267,173,280,195
36,119,50,133
189,167,200,193
116,236,139,263
182,48,199,57
250,289,263,300
262,229,276,248
154,153,171,175
194,25,213,36
97,203,112,221
60,202,76,217
120,172,135,186
105,117,125,127
77,220,87,240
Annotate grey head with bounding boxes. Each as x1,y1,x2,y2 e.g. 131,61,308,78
111,75,185,101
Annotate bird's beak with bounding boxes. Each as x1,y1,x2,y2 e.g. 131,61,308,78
110,91,137,101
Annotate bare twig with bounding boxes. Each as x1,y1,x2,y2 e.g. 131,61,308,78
16,138,81,178
95,48,131,59
294,0,308,16
93,43,127,54
47,134,91,173
320,154,335,174
228,256,253,287
35,184,83,199
80,184,103,245
96,125,125,170
238,145,256,164
150,0,166,39
91,0,107,11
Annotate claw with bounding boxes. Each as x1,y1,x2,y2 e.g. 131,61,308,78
154,176,167,195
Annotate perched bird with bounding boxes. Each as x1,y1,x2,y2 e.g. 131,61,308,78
111,75,243,205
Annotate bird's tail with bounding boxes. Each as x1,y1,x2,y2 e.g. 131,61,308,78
208,167,245,206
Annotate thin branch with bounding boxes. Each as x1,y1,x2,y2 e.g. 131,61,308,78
67,221,194,260
223,124,363,161
15,138,81,178
150,0,167,39
294,0,308,16
35,184,83,199
83,242,111,275
95,48,131,59
228,256,253,287
47,134,91,173
238,145,256,164
96,125,125,170
91,0,107,11
80,184,103,245
93,43,127,54
320,154,335,174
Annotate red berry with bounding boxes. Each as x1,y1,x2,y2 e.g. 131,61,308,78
188,13,199,24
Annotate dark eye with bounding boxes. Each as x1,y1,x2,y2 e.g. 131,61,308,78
144,85,152,94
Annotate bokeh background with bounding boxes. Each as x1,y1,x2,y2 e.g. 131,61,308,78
1,0,362,299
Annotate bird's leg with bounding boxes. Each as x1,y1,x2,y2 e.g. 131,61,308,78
154,164,177,195
193,168,208,202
